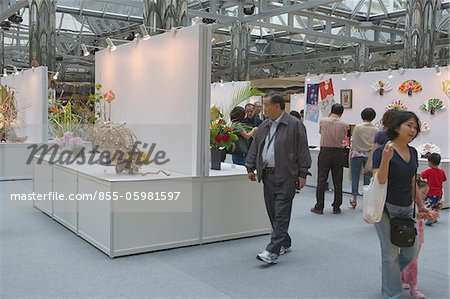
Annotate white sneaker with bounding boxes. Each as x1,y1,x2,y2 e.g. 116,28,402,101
411,287,426,299
402,283,410,290
280,246,292,255
256,250,279,264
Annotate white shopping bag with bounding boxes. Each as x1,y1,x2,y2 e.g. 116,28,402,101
363,175,388,224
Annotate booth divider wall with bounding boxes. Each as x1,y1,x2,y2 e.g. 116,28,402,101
0,66,48,180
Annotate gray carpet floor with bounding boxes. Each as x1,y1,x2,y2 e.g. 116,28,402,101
1,180,448,299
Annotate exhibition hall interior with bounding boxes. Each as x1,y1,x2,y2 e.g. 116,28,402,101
0,0,449,298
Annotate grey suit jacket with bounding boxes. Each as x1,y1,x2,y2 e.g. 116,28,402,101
245,112,312,182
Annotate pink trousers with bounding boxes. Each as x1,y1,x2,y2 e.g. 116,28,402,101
401,219,424,287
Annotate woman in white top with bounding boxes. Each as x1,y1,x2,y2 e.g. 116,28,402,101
349,108,378,208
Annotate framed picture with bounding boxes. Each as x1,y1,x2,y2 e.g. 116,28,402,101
340,89,352,109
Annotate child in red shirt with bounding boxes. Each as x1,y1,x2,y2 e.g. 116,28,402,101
421,153,447,226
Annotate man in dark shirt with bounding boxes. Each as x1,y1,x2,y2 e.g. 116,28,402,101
243,103,260,127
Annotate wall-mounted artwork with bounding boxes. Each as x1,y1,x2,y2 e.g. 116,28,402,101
398,80,422,96
420,121,430,132
417,143,441,158
371,80,392,95
386,100,407,111
442,80,450,99
419,98,445,115
340,89,352,109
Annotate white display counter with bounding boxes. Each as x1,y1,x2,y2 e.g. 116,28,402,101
0,143,36,180
307,147,354,194
32,157,270,258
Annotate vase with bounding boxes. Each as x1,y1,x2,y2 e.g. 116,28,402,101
211,148,223,170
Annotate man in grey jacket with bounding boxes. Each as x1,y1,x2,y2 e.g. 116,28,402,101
246,92,312,264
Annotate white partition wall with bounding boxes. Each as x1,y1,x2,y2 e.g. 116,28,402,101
0,66,48,180
0,66,48,143
304,67,450,158
95,25,210,176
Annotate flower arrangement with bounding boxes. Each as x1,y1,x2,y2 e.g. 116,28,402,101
0,84,27,142
55,131,84,149
48,98,83,138
88,84,116,121
210,106,238,151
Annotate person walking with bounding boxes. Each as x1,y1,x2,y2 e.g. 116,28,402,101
246,92,311,264
349,108,378,208
311,103,349,215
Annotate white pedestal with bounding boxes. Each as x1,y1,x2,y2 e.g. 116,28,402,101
32,158,270,257
0,143,35,180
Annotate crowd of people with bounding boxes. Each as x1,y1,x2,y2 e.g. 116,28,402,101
225,92,447,299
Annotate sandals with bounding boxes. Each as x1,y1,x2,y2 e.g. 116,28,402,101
349,198,357,209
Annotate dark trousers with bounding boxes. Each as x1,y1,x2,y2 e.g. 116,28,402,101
315,147,345,211
262,170,296,255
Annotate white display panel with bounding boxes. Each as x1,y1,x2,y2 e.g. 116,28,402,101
0,66,48,143
95,25,209,176
290,93,305,113
304,67,450,158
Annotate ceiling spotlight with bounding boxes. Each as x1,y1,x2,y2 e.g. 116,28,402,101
211,37,217,45
13,66,19,75
8,12,23,24
306,72,311,82
219,79,224,87
140,24,150,40
105,38,116,51
243,1,256,15
202,8,216,24
342,71,347,81
53,71,59,80
435,65,441,76
388,68,393,79
3,68,7,77
81,43,90,57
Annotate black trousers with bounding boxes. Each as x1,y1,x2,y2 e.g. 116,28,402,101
262,170,296,255
315,147,345,211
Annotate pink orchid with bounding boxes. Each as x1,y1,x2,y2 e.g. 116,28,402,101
103,90,116,103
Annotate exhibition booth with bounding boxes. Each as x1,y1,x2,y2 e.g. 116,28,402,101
31,24,270,258
303,68,450,203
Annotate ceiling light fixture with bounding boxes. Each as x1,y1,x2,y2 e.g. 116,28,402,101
140,24,150,40
306,72,311,82
105,38,116,51
81,43,90,56
219,79,224,87
435,65,441,76
342,71,347,81
13,66,19,75
388,68,393,79
52,71,59,80
3,68,7,77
